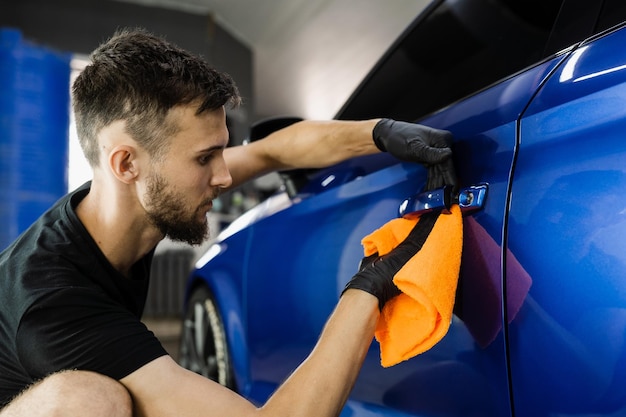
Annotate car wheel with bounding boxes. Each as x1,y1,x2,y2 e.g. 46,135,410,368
178,286,235,390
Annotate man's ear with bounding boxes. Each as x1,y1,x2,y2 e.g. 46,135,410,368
108,145,139,184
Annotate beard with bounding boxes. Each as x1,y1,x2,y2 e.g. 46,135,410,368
144,173,212,246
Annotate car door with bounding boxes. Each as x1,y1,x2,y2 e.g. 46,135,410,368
241,0,570,415
507,11,626,417
240,59,565,417
407,56,562,417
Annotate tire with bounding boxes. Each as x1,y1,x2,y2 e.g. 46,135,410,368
178,286,236,390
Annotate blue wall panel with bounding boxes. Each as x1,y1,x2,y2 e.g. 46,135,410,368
0,29,71,249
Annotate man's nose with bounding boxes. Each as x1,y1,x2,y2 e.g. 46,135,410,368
210,156,233,189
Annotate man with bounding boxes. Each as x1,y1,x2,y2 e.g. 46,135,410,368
0,28,454,416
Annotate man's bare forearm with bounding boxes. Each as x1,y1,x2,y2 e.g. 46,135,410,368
224,119,380,190
258,289,379,417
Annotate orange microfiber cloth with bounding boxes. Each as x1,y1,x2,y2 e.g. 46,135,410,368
361,204,463,367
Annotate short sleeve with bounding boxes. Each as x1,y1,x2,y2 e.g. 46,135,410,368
16,287,168,381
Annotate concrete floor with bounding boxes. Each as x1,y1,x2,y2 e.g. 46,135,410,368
143,317,182,362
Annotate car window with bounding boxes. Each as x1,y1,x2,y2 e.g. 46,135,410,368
596,0,626,33
543,0,604,55
337,0,563,122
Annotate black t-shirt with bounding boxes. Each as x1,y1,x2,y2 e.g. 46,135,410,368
0,182,167,407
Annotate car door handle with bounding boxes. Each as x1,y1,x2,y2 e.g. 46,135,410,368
399,183,488,218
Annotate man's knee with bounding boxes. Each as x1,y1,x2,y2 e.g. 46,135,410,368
2,370,133,417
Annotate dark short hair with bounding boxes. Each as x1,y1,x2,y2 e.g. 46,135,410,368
72,28,241,166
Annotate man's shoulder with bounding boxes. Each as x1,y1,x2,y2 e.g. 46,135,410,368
0,184,97,316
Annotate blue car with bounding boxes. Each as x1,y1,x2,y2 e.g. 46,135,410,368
179,0,626,415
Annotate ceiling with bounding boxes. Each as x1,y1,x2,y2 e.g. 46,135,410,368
114,0,430,120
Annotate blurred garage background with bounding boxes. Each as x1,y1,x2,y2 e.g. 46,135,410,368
0,0,429,357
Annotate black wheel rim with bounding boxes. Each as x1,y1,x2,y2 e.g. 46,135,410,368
179,293,231,387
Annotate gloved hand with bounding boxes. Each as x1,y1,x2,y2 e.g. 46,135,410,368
342,211,440,310
426,160,457,192
373,118,453,166
373,118,457,191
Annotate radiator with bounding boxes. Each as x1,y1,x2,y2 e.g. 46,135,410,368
144,249,195,318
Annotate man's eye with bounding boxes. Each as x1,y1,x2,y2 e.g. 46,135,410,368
198,154,212,165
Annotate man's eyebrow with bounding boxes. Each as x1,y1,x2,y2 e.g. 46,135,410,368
196,144,226,153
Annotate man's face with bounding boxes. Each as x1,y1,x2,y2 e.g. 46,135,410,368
142,106,231,245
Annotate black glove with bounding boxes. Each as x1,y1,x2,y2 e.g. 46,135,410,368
373,119,458,191
342,211,440,310
426,160,457,192
373,119,453,165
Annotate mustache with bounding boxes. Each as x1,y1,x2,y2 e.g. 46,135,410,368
199,194,221,210
200,188,222,207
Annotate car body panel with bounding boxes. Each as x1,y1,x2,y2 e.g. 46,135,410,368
508,24,626,416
